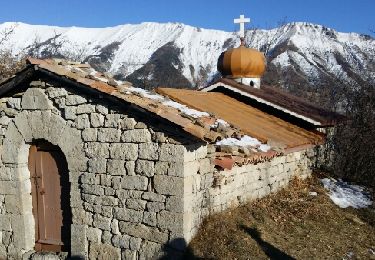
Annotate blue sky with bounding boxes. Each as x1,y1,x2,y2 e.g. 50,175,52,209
0,0,374,35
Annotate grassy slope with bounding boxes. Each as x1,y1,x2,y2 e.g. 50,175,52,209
186,176,375,260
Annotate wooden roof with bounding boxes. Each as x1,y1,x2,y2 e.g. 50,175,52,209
157,88,325,149
201,78,345,127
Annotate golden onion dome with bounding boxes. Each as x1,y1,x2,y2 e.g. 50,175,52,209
217,42,266,79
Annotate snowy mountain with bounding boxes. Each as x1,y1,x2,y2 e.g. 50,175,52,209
0,21,374,91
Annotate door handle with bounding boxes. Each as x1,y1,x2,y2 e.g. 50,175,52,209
40,188,45,195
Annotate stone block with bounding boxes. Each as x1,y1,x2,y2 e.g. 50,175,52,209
81,184,104,196
7,97,21,110
80,173,100,185
121,129,151,143
138,241,163,260
105,114,121,127
107,159,126,176
46,87,68,98
134,122,147,129
98,128,121,142
126,199,147,210
101,196,118,206
157,210,183,234
88,158,107,173
114,208,143,223
102,230,112,245
116,190,143,200
154,161,169,175
166,196,183,213
111,219,120,235
0,180,18,195
159,144,184,162
195,145,208,159
76,104,95,114
166,161,184,177
142,192,165,202
11,214,35,251
104,187,116,196
82,128,97,142
96,104,108,114
100,174,112,186
0,116,11,126
68,149,90,173
271,155,287,166
129,237,142,251
112,176,122,189
0,215,11,231
111,234,130,249
138,143,159,160
88,243,120,260
12,112,32,142
5,194,31,214
90,113,105,128
142,212,157,226
121,176,148,190
154,175,183,195
21,88,53,110
199,158,212,174
183,161,199,177
125,161,136,176
135,160,154,177
47,113,69,142
118,222,168,244
152,132,167,143
87,227,102,243
110,143,138,160
66,95,87,105
122,250,137,260
119,118,136,130
146,202,165,213
85,142,110,158
93,215,112,231
75,114,90,129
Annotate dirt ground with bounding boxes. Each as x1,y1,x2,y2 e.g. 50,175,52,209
186,174,375,260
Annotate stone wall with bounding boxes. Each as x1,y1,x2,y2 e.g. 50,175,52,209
0,80,204,259
182,146,315,242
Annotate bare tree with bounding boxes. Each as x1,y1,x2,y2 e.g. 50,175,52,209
0,26,26,81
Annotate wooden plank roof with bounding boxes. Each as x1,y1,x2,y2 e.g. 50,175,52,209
157,87,325,149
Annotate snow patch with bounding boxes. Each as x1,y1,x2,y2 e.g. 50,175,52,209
321,178,372,209
211,119,230,129
126,87,164,100
216,135,271,152
162,100,209,118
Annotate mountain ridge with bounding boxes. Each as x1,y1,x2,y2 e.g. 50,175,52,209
0,21,374,94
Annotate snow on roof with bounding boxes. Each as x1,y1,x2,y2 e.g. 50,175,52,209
162,100,209,118
216,135,271,153
321,178,372,209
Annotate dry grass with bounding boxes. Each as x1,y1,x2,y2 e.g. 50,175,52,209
186,174,375,260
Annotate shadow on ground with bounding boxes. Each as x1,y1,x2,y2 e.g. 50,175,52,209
240,225,296,260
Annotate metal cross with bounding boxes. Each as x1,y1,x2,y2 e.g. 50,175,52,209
234,14,250,38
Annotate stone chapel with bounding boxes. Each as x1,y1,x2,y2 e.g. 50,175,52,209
0,15,343,259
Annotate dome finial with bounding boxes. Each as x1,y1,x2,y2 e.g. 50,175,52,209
217,14,266,89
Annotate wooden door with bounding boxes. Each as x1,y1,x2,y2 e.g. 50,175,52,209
28,144,69,252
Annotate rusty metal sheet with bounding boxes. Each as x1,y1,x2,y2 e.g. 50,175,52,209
157,88,325,148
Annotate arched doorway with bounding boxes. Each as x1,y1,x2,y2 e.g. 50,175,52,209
28,140,71,253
